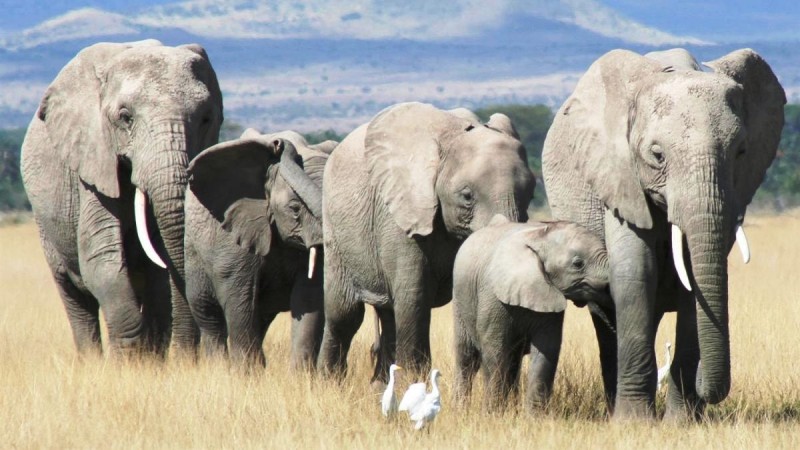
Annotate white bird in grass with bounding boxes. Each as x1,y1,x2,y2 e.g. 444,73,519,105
657,342,672,390
381,364,402,418
399,369,442,430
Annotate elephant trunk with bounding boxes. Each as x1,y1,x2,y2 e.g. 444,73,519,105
278,141,325,279
493,192,524,224
279,142,323,219
134,120,198,351
676,170,732,405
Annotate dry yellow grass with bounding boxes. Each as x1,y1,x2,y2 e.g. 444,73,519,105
1,214,799,449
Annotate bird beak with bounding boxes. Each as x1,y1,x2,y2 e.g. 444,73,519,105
395,365,403,370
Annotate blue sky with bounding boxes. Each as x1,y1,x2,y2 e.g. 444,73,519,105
0,0,798,44
602,0,800,42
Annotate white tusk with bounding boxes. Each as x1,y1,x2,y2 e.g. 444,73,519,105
671,224,692,292
134,188,167,269
735,225,750,264
308,246,317,279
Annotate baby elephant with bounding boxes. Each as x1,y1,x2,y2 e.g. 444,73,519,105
453,215,611,411
185,129,336,369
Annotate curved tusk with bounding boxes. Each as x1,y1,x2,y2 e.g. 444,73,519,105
736,225,750,264
671,224,692,292
307,246,317,279
134,188,167,269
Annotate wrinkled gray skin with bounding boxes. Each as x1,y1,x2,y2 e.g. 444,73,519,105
453,216,611,412
319,102,535,383
185,130,335,369
21,40,223,356
542,48,785,420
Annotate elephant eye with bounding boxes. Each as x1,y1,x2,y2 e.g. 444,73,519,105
571,257,585,270
288,201,302,216
459,187,474,206
648,144,665,167
737,146,746,157
118,108,133,126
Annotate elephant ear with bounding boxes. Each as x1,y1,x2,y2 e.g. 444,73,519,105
554,50,662,229
488,227,567,313
704,49,786,210
365,102,453,237
188,137,284,256
37,41,159,198
486,113,520,140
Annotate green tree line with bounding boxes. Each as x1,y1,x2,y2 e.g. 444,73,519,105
3,104,800,212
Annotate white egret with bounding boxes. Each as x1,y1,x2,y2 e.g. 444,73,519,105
381,364,402,418
657,342,672,390
399,369,442,430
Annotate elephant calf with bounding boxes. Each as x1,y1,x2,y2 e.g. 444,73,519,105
453,215,611,411
184,129,336,369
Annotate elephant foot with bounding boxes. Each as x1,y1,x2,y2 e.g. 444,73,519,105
663,396,705,423
168,342,200,363
612,397,656,421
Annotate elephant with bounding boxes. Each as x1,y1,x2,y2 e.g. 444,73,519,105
452,215,611,411
318,102,536,383
184,129,335,369
541,48,785,420
21,40,223,356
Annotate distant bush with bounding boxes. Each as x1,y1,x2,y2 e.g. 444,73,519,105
753,104,800,212
0,128,29,211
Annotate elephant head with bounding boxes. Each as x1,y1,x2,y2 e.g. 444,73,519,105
364,102,535,239
486,215,610,313
37,39,223,278
187,131,329,273
552,48,785,403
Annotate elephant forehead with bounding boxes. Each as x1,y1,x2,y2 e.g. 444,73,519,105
648,72,741,106
107,53,213,103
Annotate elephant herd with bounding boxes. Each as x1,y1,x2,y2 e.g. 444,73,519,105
20,40,785,422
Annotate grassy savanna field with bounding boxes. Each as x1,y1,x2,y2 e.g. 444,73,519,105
1,214,799,449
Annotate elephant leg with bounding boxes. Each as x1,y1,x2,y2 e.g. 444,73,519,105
664,289,704,421
480,333,524,412
318,250,365,376
289,273,325,372
589,304,618,414
454,320,480,407
605,211,659,419
78,189,145,356
526,311,564,411
477,306,525,412
186,261,227,358
219,280,266,368
317,295,365,376
370,306,396,385
139,262,171,356
50,262,102,355
391,265,434,376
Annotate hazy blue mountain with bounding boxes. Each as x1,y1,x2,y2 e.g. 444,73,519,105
0,1,797,132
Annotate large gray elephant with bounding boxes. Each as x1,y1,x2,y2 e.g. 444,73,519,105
184,129,335,369
453,215,611,411
21,40,223,356
542,48,785,420
318,102,536,383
